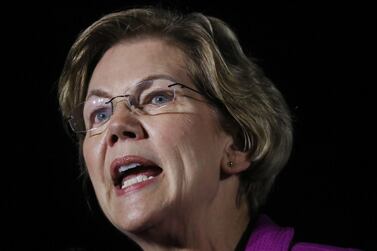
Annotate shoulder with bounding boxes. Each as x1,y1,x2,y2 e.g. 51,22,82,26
244,215,362,251
292,242,362,251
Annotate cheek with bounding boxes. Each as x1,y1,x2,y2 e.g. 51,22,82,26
83,137,105,183
152,113,225,180
152,114,213,154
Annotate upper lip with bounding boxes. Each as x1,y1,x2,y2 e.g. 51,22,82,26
110,155,160,185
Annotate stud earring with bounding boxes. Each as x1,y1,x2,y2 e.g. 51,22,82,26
227,161,233,168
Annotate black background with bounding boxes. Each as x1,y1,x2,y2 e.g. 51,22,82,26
5,1,375,250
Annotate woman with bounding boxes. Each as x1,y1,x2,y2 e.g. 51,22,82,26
58,7,360,251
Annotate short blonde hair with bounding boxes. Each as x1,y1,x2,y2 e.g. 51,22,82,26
58,7,293,214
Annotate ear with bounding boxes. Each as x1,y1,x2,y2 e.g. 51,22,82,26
221,138,251,175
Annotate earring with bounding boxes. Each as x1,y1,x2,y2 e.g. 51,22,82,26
227,161,233,168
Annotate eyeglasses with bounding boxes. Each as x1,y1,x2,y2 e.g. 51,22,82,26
68,78,203,135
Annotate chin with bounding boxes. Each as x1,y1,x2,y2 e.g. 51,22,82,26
105,200,165,234
94,174,172,234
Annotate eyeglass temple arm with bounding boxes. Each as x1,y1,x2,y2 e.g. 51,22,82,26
168,83,202,95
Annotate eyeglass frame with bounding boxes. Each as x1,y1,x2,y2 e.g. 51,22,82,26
67,80,203,135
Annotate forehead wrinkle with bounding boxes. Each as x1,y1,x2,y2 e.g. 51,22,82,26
122,73,178,93
87,39,193,100
88,73,186,100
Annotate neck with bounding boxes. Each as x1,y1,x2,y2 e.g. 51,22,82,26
127,176,250,251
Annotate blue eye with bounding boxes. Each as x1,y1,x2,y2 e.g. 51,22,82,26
147,91,174,106
93,108,112,124
151,95,171,105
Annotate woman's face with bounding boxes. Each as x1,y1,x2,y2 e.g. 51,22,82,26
83,38,233,233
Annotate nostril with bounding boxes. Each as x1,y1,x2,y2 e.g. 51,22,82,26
109,131,137,145
111,135,119,143
123,131,136,138
109,131,136,145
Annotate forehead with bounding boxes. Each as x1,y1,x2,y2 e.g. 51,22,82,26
87,38,190,96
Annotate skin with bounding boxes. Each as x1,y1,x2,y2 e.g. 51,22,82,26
83,37,251,250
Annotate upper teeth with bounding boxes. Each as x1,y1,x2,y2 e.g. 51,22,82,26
118,163,141,173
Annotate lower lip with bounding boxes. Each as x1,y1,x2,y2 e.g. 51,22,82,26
114,174,160,196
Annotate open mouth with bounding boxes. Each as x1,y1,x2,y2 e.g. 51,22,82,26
111,156,163,191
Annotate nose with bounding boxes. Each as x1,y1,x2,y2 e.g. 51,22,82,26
106,104,148,146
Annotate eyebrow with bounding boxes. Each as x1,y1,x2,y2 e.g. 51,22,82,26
141,74,177,83
85,74,179,100
86,89,112,101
